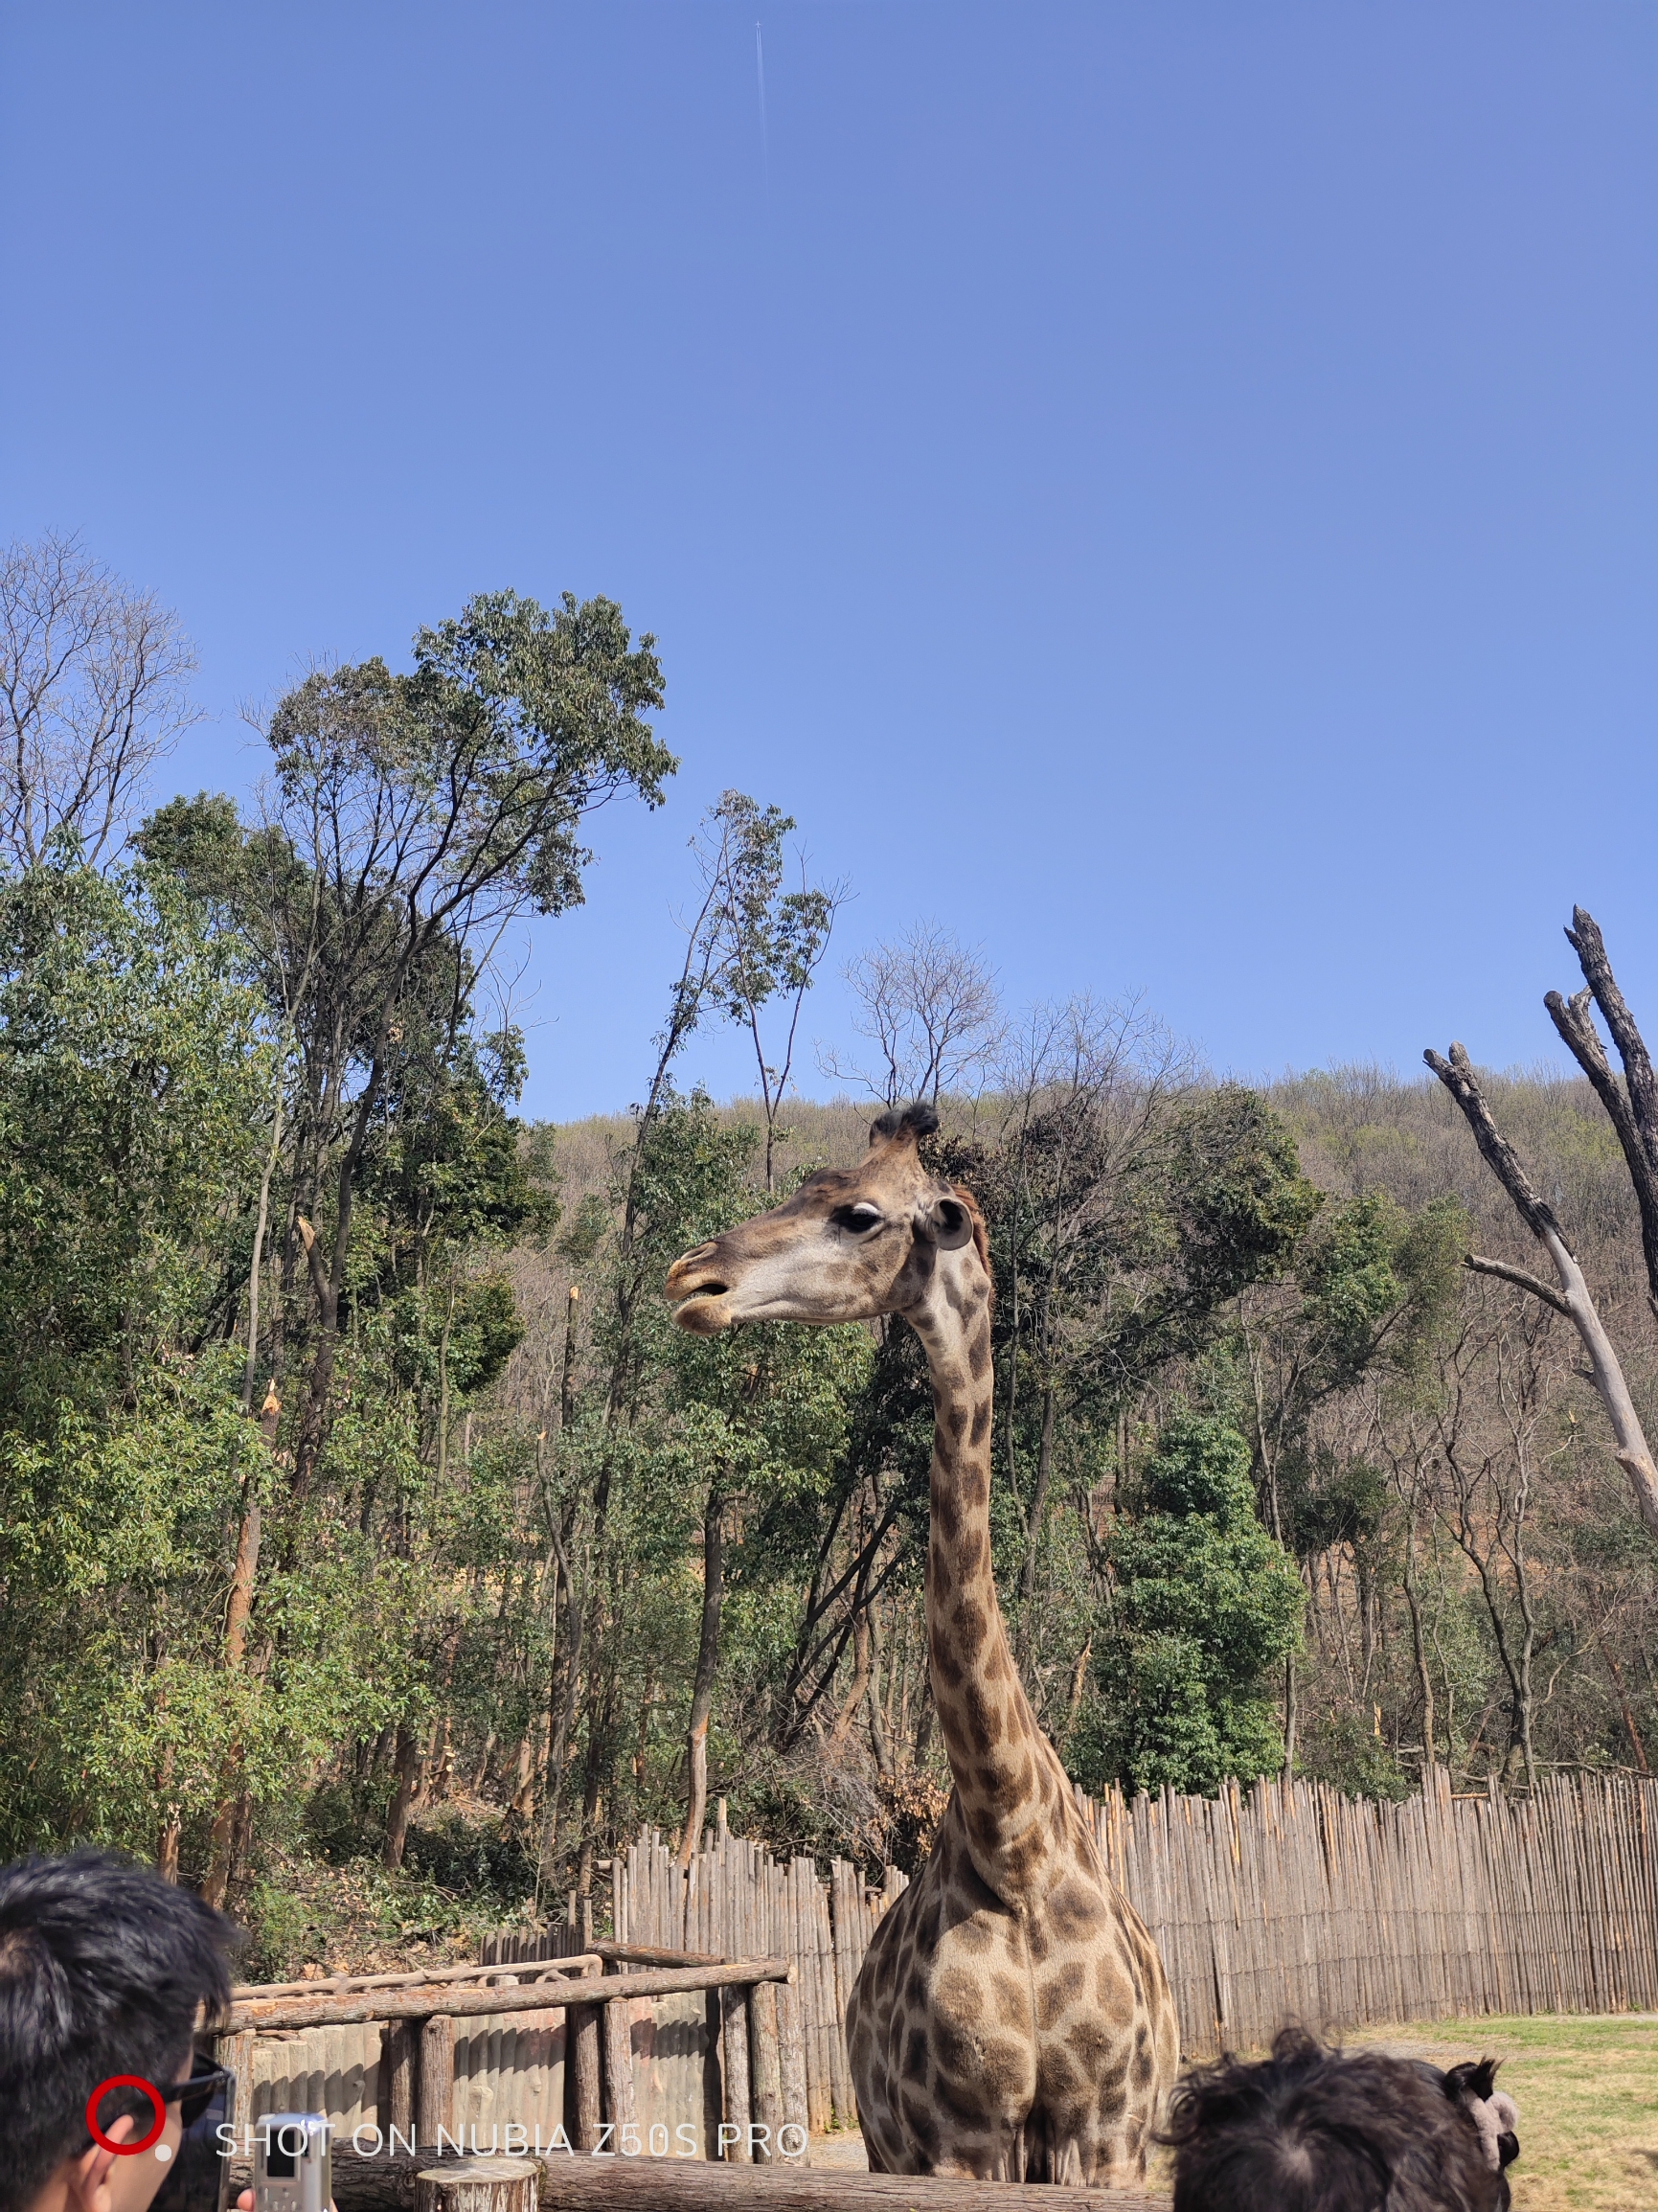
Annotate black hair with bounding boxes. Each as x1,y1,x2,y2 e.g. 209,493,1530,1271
1164,2029,1503,2212
0,1851,236,2212
869,1101,940,1143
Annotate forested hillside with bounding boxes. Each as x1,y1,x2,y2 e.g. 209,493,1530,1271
2,538,1653,1975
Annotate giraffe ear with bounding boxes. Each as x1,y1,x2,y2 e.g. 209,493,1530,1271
920,1195,974,1250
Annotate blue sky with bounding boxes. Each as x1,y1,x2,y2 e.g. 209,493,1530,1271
4,3,1654,1120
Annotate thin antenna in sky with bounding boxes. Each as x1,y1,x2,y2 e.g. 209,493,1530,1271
755,22,769,191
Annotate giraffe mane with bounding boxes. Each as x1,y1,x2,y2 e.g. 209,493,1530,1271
949,1180,993,1311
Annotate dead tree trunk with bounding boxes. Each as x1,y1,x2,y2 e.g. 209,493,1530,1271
675,1485,725,1870
1424,1040,1658,1541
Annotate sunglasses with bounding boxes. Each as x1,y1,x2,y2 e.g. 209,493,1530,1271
167,2064,236,2131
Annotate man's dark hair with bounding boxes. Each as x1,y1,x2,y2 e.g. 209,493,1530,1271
0,1851,236,2212
1164,2029,1504,2212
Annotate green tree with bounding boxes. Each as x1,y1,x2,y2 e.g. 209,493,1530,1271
1077,1414,1304,1797
0,857,267,1430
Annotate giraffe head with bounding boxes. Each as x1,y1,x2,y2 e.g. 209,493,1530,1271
666,1103,988,1334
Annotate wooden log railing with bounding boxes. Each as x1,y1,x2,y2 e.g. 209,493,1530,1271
225,1957,791,2032
224,2148,1169,2212
231,1958,604,2001
216,1955,799,2160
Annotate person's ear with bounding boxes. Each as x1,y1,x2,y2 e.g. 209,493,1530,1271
919,1194,974,1250
64,2113,133,2212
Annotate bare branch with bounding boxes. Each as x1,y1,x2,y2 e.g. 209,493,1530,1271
0,533,198,868
1565,906,1658,1161
1549,909,1658,1308
821,922,1003,1106
1425,1038,1658,1542
1464,1253,1573,1317
1423,1044,1562,1242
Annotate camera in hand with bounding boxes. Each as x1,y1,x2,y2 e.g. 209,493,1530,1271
254,2116,332,2212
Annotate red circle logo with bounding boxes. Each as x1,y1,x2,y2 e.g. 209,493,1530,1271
86,2078,166,2155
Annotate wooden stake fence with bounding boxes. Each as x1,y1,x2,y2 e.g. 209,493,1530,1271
224,1768,1658,2162
586,1767,1658,2109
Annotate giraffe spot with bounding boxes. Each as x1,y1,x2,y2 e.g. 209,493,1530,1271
902,2025,928,2081
968,1323,990,1377
1038,2047,1081,2101
957,1528,985,1576
952,1916,991,1953
1048,1879,1105,1942
961,1469,988,1508
990,1971,1027,2030
935,1645,964,1689
932,1549,955,1603
1096,2076,1127,2124
947,1400,967,1440
1095,1957,1135,2013
954,1597,988,1656
1036,1959,1085,2029
934,1489,961,1543
969,1398,990,1443
962,1682,1002,1755
1005,1827,1043,1881
1131,2041,1153,2090
978,2037,1033,2104
899,2094,940,2161
1065,2016,1116,2069
934,2071,988,2127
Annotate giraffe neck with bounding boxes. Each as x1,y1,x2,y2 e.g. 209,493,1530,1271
909,1268,1062,1905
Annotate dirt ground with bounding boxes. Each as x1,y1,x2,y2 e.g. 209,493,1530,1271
807,2015,1658,2208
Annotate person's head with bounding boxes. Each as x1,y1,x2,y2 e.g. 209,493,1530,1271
0,1851,236,2212
1164,2030,1505,2212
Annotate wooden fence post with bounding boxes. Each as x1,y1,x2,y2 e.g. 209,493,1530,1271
746,1980,782,2160
602,1998,640,2141
570,1961,602,2153
419,2018,456,2149
380,2019,417,2139
220,2029,255,2148
719,1983,752,2160
774,1978,808,2160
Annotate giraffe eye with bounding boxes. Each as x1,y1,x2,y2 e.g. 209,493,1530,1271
835,1204,884,1235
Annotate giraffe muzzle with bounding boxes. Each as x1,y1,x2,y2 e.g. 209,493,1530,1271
666,1247,735,1332
669,1283,732,1333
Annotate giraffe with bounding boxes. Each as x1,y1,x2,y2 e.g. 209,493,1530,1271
666,1102,1179,2183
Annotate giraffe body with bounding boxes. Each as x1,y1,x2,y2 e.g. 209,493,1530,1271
667,1103,1179,2182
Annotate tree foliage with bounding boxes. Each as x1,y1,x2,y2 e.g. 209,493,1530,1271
1078,1415,1303,1797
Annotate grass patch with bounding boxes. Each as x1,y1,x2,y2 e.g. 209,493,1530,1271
1346,2015,1658,2212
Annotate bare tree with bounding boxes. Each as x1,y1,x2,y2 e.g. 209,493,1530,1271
822,922,1002,1106
990,994,1193,1615
1425,1036,1658,1542
0,534,197,870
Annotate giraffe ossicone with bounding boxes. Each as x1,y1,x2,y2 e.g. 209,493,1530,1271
667,1102,1179,2182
